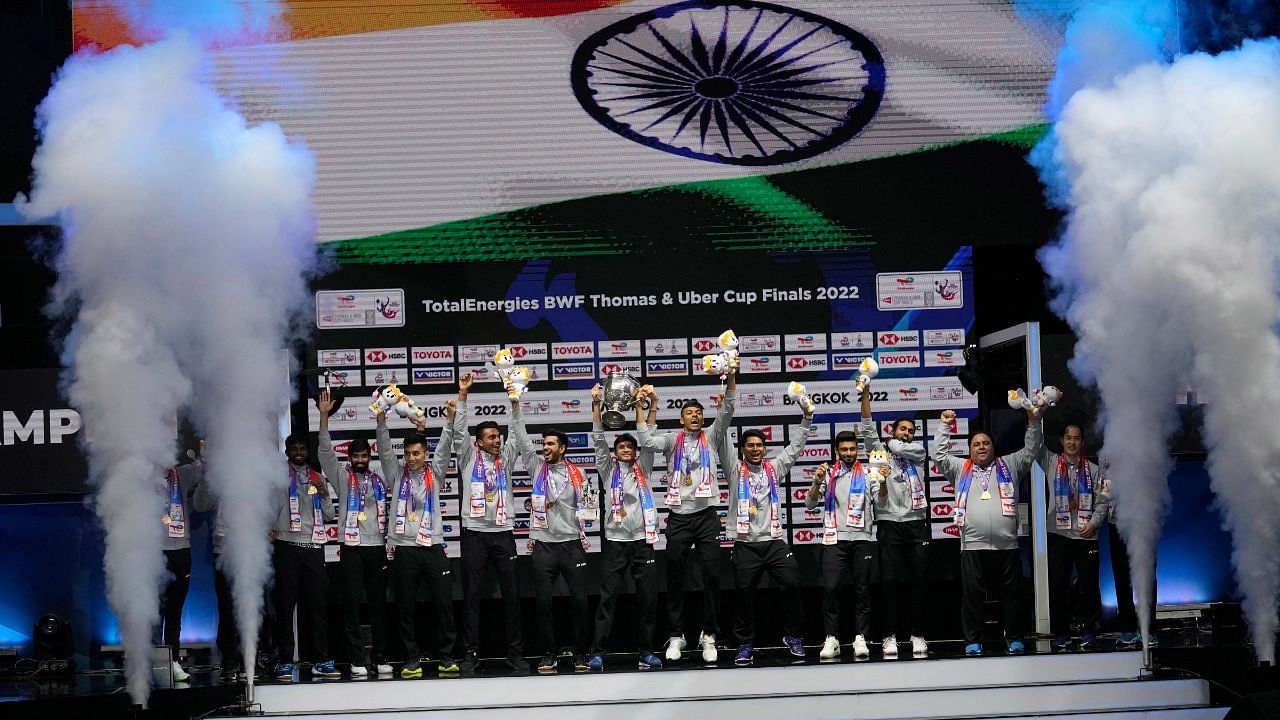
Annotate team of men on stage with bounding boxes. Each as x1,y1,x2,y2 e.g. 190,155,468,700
161,361,1126,682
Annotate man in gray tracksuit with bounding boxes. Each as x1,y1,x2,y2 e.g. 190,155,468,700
377,389,460,677
1036,424,1108,651
587,384,660,672
160,454,203,682
637,369,737,664
511,421,592,675
856,386,931,658
455,376,528,674
932,408,1042,656
726,404,813,666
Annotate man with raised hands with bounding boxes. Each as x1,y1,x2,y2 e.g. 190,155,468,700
1036,424,1108,651
725,400,813,666
932,407,1043,656
318,389,391,677
637,367,737,664
856,386,931,658
455,372,529,674
586,383,661,672
375,382,462,678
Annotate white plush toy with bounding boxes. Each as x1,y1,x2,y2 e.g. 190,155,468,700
1008,385,1063,413
701,329,741,380
854,357,879,394
369,384,425,421
867,448,891,493
787,381,816,414
487,348,532,399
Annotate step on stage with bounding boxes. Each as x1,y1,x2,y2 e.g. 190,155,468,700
250,644,1226,720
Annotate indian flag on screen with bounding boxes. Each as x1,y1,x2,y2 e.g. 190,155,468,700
73,0,1058,256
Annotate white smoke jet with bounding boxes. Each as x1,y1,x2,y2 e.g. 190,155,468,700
1034,4,1280,661
17,5,313,703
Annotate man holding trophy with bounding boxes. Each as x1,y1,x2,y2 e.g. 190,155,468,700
638,363,738,664
587,376,661,672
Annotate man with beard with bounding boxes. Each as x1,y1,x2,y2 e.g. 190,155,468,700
271,433,339,680
637,368,738,665
857,387,931,658
806,429,886,660
932,408,1043,656
318,389,391,676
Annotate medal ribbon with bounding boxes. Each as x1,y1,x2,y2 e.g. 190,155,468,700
955,458,1016,526
736,461,781,538
166,468,186,539
665,431,713,506
1054,456,1094,530
344,468,387,545
898,456,928,510
610,459,658,543
531,461,587,541
469,448,508,526
394,466,434,544
288,464,327,544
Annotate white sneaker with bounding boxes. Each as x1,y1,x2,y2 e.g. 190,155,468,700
820,635,842,659
376,663,393,675
350,664,368,678
699,632,718,664
911,636,929,656
171,661,190,682
852,635,870,658
882,636,899,658
664,635,687,662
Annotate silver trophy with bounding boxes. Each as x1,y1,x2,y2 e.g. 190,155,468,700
600,372,640,430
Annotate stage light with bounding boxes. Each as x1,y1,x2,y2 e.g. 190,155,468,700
32,613,74,675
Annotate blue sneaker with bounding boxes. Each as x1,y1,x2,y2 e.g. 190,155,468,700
1145,634,1160,648
964,643,982,656
783,635,806,658
313,659,341,678
1117,632,1139,648
1051,635,1070,651
587,655,604,673
734,644,754,667
273,662,295,680
637,654,663,670
1006,640,1026,655
1079,633,1097,651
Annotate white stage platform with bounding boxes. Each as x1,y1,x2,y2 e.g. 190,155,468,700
250,650,1226,720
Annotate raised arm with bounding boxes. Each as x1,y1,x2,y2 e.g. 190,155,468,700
931,410,967,480
591,384,614,477
710,385,738,457
636,385,672,453
507,397,542,473
1002,412,1045,479
316,391,346,496
857,385,885,453
772,412,814,477
431,399,458,478
374,406,401,481
804,462,829,510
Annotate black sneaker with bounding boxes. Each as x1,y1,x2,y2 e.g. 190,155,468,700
573,655,589,673
460,650,479,673
537,655,556,674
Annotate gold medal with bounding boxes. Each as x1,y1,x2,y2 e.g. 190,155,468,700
619,508,627,518
162,515,171,525
408,512,419,523
748,506,758,517
358,511,368,522
307,485,318,495
547,500,556,510
980,490,992,501
682,475,694,487
485,491,496,503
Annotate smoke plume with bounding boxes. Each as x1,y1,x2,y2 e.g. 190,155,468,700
1030,0,1280,662
17,1,312,703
